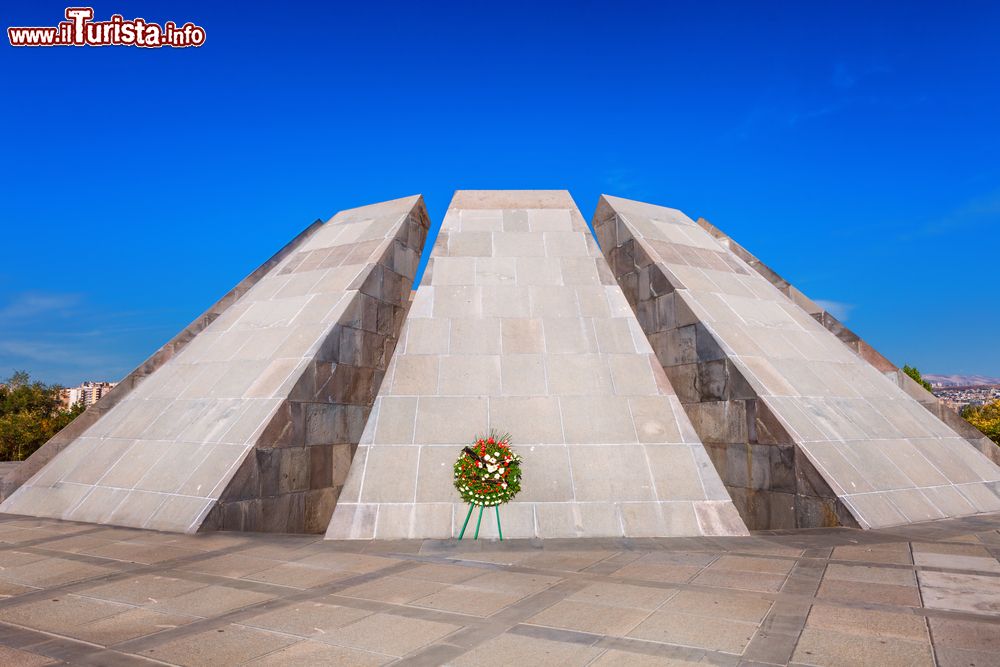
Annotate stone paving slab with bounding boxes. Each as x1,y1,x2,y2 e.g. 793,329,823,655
1,512,999,665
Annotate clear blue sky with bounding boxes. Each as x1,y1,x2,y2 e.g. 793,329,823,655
2,1,998,385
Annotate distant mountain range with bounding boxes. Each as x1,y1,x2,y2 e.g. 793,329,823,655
924,374,1000,387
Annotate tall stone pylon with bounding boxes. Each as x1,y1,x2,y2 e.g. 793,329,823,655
695,215,1000,467
326,191,748,539
594,195,1000,530
0,196,428,533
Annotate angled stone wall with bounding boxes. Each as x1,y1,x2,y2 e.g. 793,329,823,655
0,218,324,502
0,196,428,533
696,217,1000,466
326,190,747,540
594,195,1000,530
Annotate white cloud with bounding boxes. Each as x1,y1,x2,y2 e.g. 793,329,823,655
897,189,1000,241
0,290,176,384
0,292,81,320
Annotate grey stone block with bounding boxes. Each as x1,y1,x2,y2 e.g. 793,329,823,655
569,445,655,501
450,318,501,354
438,355,501,395
489,397,563,444
620,501,701,537
500,354,548,396
326,502,377,539
360,446,419,503
629,396,683,443
645,445,713,500
543,317,598,354
546,354,613,395
377,502,454,539
533,502,621,538
511,445,576,502
561,396,637,443
414,397,488,444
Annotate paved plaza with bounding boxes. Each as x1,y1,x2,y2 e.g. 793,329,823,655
2,192,999,665
0,513,998,666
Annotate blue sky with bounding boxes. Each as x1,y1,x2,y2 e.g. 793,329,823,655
2,1,998,385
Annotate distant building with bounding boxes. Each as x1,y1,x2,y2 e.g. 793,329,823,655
932,385,1000,412
59,381,117,409
59,386,83,408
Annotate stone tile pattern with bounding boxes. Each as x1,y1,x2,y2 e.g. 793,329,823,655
327,191,747,540
2,510,1000,665
697,215,1000,467
0,220,324,502
594,195,1000,531
0,196,428,534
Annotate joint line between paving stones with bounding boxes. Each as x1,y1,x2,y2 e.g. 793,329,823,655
109,559,424,654
0,620,166,666
377,548,1000,628
0,538,265,611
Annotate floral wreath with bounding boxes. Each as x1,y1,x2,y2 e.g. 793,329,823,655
453,431,522,507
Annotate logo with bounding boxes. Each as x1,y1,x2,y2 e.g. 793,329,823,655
8,7,206,48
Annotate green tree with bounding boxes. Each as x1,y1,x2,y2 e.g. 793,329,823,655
902,364,933,392
0,371,84,461
962,400,1000,446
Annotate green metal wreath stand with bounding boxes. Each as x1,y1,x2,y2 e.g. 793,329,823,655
458,504,503,541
